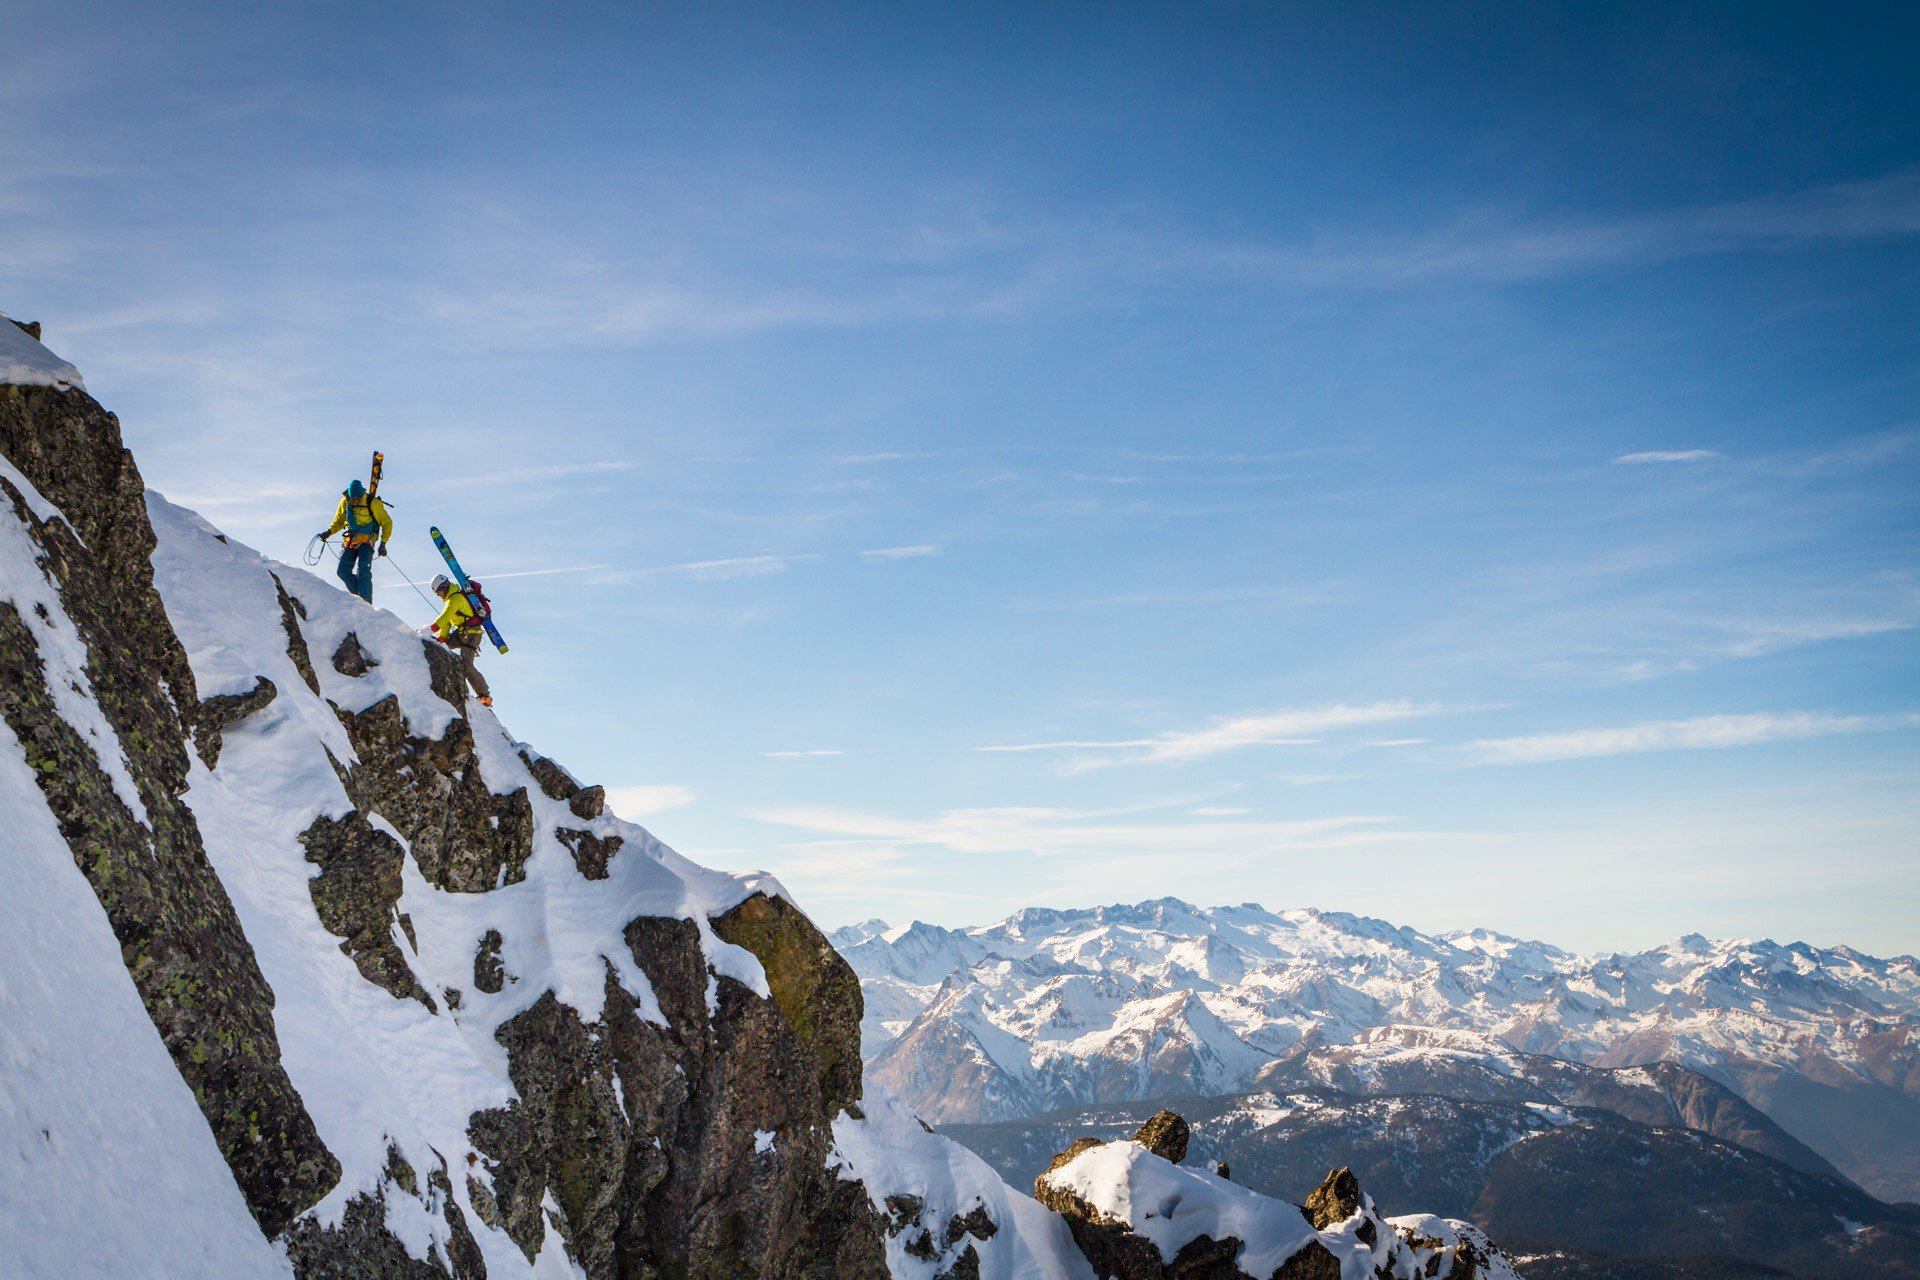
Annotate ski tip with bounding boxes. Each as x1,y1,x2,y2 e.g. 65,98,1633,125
495,645,510,654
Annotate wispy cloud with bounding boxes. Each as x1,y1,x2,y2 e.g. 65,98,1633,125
1190,806,1251,816
631,552,822,581
764,748,845,758
753,801,1408,862
603,783,696,818
974,701,1452,770
478,564,609,580
1465,711,1920,765
430,460,641,488
859,543,941,561
1612,449,1721,465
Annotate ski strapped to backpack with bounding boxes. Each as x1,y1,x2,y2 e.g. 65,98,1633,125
429,526,509,654
368,450,384,500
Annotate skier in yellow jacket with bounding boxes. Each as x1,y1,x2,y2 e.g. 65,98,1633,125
430,574,492,706
315,480,393,602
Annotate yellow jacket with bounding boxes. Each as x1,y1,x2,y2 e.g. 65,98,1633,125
433,589,482,639
325,494,394,546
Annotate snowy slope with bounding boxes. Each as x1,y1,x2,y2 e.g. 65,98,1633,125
0,612,287,1280
0,317,84,390
845,899,1920,1198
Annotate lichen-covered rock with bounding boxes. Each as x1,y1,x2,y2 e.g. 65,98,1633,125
1303,1166,1362,1229
0,384,338,1233
298,811,434,1008
710,890,866,1115
1133,1109,1191,1162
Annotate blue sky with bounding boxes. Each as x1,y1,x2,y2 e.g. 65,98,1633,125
5,1,1916,953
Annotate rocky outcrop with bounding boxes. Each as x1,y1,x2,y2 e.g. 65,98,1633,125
1033,1113,1516,1280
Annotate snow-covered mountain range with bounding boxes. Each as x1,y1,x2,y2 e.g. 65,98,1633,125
834,899,1920,1201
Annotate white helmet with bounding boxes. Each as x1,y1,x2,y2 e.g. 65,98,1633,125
431,574,452,594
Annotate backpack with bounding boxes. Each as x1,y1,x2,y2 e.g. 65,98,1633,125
461,581,493,625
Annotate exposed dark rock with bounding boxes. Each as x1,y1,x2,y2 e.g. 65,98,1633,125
555,826,622,880
331,691,534,893
196,674,277,768
298,812,433,1009
9,316,42,339
516,747,608,820
569,784,606,820
1133,1108,1190,1162
272,573,322,696
1304,1166,1361,1229
1273,1241,1342,1279
331,632,379,677
474,928,506,994
944,1203,999,1245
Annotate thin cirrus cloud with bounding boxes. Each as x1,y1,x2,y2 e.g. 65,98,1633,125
764,749,845,758
1612,449,1722,465
859,544,942,561
1465,711,1920,765
974,700,1452,770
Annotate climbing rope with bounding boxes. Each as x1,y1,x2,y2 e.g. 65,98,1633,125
303,534,334,566
382,550,441,611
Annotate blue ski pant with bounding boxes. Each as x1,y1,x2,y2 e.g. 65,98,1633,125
337,540,375,602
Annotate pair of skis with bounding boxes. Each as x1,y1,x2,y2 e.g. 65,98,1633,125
430,526,509,654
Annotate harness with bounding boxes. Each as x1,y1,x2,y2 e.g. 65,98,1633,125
453,582,492,632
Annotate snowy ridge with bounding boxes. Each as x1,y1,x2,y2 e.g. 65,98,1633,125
0,317,85,390
141,493,780,1269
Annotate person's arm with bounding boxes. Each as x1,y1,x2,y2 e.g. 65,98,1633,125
322,497,348,536
373,498,394,547
430,593,472,639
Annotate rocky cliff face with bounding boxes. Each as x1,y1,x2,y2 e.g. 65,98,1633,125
0,327,889,1278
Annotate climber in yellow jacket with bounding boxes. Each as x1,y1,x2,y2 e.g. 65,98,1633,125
430,574,492,706
315,480,393,603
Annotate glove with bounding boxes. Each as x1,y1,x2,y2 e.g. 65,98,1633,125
377,542,388,558
429,623,441,639
315,531,330,541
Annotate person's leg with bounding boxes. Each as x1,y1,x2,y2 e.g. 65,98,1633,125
351,544,375,602
335,541,359,593
459,634,491,700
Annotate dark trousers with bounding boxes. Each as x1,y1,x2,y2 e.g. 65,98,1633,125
451,629,491,700
336,540,375,602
